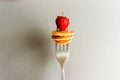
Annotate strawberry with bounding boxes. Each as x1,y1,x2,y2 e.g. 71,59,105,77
55,16,70,31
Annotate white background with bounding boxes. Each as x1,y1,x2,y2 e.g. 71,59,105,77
0,0,120,80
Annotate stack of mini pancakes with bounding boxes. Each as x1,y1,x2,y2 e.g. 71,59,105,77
52,30,74,44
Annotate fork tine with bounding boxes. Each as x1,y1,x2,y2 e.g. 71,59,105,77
59,44,62,52
55,43,70,53
55,43,59,52
66,43,70,52
63,44,65,52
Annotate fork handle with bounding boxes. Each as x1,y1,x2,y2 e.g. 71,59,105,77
61,68,65,80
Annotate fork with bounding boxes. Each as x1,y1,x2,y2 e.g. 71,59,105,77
55,43,70,80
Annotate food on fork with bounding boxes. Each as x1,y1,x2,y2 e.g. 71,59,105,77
52,30,74,44
52,14,74,44
56,16,69,31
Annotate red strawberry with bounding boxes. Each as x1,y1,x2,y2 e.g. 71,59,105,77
55,16,70,31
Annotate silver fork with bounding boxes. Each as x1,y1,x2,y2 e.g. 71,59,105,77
55,43,70,80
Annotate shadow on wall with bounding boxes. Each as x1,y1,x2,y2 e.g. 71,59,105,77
0,1,53,79
15,26,52,80
0,23,52,80
24,27,51,67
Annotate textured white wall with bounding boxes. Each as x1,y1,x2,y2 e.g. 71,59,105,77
0,0,120,80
